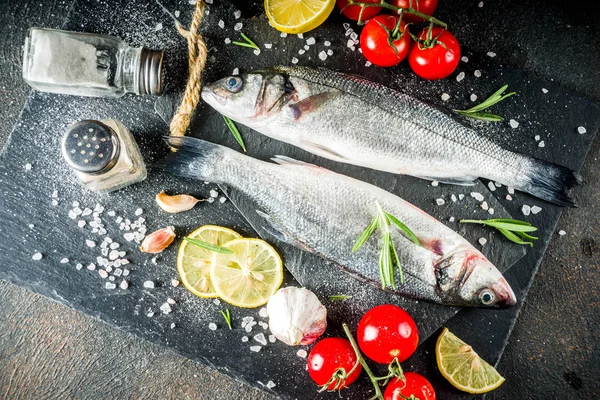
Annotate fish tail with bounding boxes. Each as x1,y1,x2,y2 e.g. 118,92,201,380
157,136,226,182
515,157,582,207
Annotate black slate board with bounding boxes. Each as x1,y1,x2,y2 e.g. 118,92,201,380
0,0,599,399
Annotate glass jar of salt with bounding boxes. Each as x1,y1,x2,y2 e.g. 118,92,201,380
22,27,164,97
61,119,147,193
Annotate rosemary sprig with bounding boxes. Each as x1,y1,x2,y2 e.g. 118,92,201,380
184,237,234,254
221,309,232,329
460,218,538,247
329,295,353,301
231,32,260,51
454,84,516,121
353,202,420,289
222,115,247,152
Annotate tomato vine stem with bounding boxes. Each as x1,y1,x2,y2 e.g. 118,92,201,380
342,323,385,400
346,0,447,28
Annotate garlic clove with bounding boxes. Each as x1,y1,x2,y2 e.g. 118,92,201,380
155,190,202,213
266,286,327,346
140,226,176,253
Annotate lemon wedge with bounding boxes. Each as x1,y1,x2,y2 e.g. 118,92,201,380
436,327,506,394
177,225,242,298
265,0,335,34
210,238,284,308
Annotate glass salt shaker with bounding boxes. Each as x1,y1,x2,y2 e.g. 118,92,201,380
22,27,164,97
61,119,147,193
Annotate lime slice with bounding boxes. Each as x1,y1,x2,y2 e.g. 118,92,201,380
177,225,242,298
264,0,335,34
436,327,506,394
210,238,283,308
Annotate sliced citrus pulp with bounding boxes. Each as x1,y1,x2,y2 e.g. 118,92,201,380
210,238,283,308
177,225,242,298
264,0,335,34
436,327,506,394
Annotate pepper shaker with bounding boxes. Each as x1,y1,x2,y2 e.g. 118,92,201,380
22,27,164,97
61,119,147,193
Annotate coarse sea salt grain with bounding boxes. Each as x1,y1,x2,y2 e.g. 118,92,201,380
506,194,513,201
487,52,496,57
474,70,482,77
105,282,116,289
456,72,465,82
174,10,180,18
481,201,489,211
155,23,163,31
319,51,327,61
479,237,487,245
435,198,445,206
242,336,249,342
297,349,308,358
324,41,331,46
507,187,515,194
538,141,545,148
266,381,276,389
60,258,69,264
264,43,272,49
280,32,287,37
232,67,239,75
298,49,305,55
24,163,32,170
32,252,42,260
250,346,262,352
269,334,277,343
143,281,155,289
449,216,455,222
531,206,542,214
558,230,566,236
441,93,450,101
488,181,496,191
209,323,217,331
171,279,180,287
86,240,96,248
327,49,333,56
451,194,457,202
234,9,241,19
542,88,548,93
234,23,243,31
470,94,478,102
160,303,172,314
99,269,108,278
254,333,267,346
478,1,484,7
522,205,531,216
225,38,231,44
470,192,484,201
578,126,586,134
431,180,439,186
488,208,495,215
259,307,269,318
213,298,221,306
306,37,316,45
297,33,304,39
253,49,260,56
120,280,128,290
292,57,299,64
509,119,519,128
461,56,469,63
76,263,83,270
458,194,465,200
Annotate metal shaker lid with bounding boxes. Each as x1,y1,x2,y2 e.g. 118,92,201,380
61,120,120,174
138,48,164,96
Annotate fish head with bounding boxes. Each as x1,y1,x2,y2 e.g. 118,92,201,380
435,249,517,308
201,71,295,125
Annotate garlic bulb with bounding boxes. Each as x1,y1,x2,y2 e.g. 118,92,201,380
267,286,327,346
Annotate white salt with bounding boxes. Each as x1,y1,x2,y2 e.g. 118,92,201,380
488,208,495,215
209,323,217,331
306,37,316,45
451,194,457,202
507,187,515,194
531,206,542,214
474,70,482,77
435,198,445,206
538,141,545,148
219,197,227,203
105,282,116,290
319,51,327,61
327,49,333,56
259,307,269,318
478,1,484,7
86,240,96,248
522,205,531,216
224,38,231,44
160,303,172,314
254,333,267,346
441,93,450,101
558,230,566,236
171,279,180,287
470,94,478,102
242,336,249,342
143,281,155,289
280,32,287,37
481,201,489,210
120,280,128,290
487,181,496,191
234,23,243,31
60,258,69,264
297,349,308,358
234,10,241,19
509,119,519,128
479,237,487,245
291,57,299,64
487,51,497,57
506,194,513,201
268,335,277,343
154,23,163,31
470,192,484,201
32,252,43,260
542,88,548,93
266,381,276,389
324,41,331,46
578,126,586,134
250,346,262,352
461,56,469,62
98,269,108,278
456,72,465,82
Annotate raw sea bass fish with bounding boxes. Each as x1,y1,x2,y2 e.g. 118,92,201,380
201,66,582,207
162,136,517,308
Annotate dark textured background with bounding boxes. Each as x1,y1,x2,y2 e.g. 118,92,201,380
1,0,599,399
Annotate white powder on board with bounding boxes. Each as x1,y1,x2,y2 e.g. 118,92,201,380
27,30,108,86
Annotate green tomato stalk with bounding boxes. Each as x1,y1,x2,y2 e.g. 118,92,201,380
346,0,447,28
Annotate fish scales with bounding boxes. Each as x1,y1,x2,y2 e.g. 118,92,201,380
163,137,517,308
201,66,581,206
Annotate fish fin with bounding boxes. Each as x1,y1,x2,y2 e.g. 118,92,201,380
156,136,224,182
288,90,340,120
516,157,582,207
271,155,329,172
415,175,478,186
299,140,348,161
255,209,316,253
418,238,444,256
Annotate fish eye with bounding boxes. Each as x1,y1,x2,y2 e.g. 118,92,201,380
479,289,495,305
224,76,243,93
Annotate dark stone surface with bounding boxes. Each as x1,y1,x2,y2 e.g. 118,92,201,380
1,0,599,399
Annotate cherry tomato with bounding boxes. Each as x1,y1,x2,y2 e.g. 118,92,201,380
360,15,412,67
408,27,461,80
391,0,438,23
336,0,381,22
384,373,436,400
307,338,362,390
357,304,419,364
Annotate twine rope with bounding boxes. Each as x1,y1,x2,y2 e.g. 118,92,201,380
170,0,207,137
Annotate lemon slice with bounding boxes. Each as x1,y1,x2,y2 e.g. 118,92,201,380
210,238,283,308
436,327,506,394
177,225,242,298
264,0,335,34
